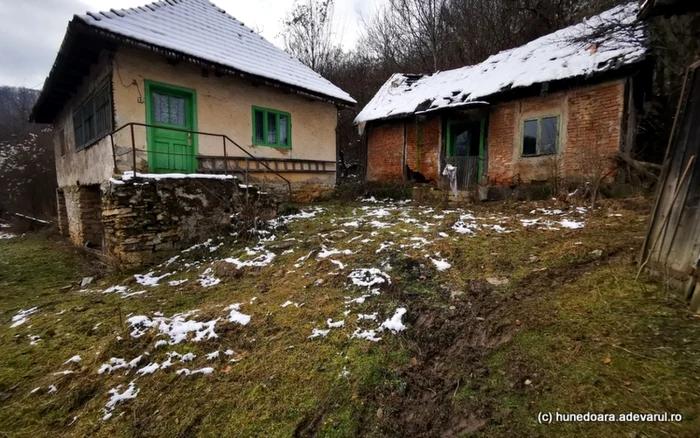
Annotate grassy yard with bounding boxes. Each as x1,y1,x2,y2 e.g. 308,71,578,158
0,198,698,437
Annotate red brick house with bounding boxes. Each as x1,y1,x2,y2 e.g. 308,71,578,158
355,3,649,191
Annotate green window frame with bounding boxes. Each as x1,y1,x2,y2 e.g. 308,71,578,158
521,115,560,157
73,78,112,150
252,106,291,148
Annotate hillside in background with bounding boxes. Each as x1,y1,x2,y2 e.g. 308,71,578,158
0,86,55,220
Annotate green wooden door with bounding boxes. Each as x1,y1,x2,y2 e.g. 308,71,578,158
446,118,485,187
146,82,197,173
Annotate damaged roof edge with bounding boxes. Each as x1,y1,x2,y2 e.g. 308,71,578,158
355,3,647,126
31,17,355,123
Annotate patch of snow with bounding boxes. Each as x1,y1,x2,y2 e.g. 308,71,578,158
198,267,221,287
429,257,451,271
348,268,391,288
127,312,219,344
318,247,353,259
10,307,38,328
180,352,196,362
559,219,585,229
63,355,81,365
206,351,220,360
136,362,160,376
225,304,251,325
453,220,478,235
327,318,345,328
224,248,276,269
134,271,174,287
176,367,214,376
357,313,378,321
376,242,394,253
308,328,330,339
98,356,143,374
168,279,189,287
120,171,237,182
352,329,382,342
379,308,408,334
103,382,139,420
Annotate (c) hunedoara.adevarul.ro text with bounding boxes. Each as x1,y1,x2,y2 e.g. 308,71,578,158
537,412,683,424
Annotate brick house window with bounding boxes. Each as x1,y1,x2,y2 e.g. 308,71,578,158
252,106,291,148
73,78,113,150
522,116,559,156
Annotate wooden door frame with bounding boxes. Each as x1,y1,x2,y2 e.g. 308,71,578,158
446,117,487,182
144,79,199,173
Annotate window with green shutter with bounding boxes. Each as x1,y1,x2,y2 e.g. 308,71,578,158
251,106,291,149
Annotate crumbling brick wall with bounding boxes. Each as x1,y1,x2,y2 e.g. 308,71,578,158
565,81,625,180
405,116,441,182
366,116,441,183
366,121,405,182
487,79,625,186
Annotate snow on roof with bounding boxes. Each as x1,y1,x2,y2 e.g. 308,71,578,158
75,0,355,105
355,2,646,124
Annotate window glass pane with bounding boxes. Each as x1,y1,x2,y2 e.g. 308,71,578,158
73,113,83,149
267,113,277,144
82,98,95,142
152,92,169,124
279,115,288,146
169,96,186,126
523,120,538,155
254,110,264,143
540,117,558,155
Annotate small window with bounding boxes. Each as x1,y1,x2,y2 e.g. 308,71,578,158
522,116,559,156
57,129,66,157
252,106,291,148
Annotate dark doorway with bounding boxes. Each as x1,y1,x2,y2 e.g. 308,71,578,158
446,118,486,189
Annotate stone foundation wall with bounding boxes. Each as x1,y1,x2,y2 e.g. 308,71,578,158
62,185,104,247
101,178,237,264
56,189,69,237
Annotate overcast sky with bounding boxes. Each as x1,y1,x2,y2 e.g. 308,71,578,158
0,0,379,89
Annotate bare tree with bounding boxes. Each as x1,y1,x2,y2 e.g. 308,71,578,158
281,0,338,76
362,0,451,73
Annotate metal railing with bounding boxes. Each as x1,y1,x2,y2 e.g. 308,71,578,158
108,122,293,197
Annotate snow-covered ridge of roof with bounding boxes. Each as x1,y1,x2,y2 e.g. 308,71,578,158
75,0,355,105
355,2,646,124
